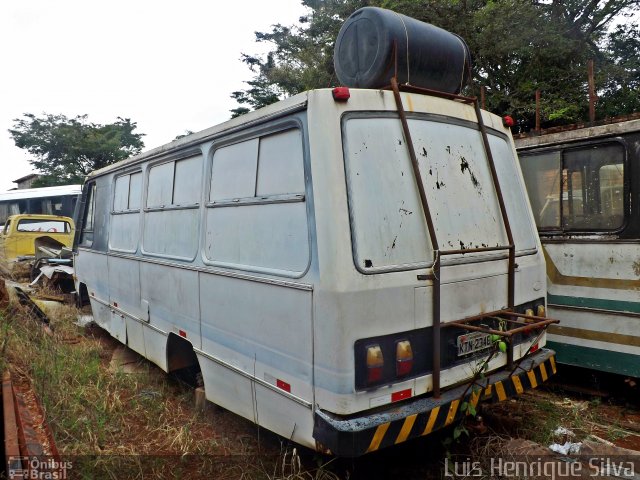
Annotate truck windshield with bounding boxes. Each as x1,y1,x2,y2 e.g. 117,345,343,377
342,114,536,272
16,219,71,233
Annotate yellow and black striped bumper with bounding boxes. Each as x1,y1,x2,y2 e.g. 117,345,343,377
313,348,556,457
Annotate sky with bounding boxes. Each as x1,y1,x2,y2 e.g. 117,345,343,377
0,0,306,191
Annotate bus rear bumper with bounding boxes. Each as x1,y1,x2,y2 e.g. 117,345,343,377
313,348,556,457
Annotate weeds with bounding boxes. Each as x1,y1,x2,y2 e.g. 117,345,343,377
261,445,341,480
527,398,567,446
0,307,12,372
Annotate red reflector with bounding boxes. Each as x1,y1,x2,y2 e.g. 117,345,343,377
332,87,350,101
367,367,383,384
179,330,187,338
391,388,412,403
530,343,539,353
276,379,291,393
113,302,118,307
503,115,515,128
395,340,413,377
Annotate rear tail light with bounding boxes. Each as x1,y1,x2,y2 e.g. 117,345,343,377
332,86,350,101
366,345,384,384
518,304,545,324
396,340,413,377
519,307,535,323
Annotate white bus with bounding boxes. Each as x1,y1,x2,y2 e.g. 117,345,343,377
517,119,640,378
75,84,555,456
0,185,81,226
73,84,556,456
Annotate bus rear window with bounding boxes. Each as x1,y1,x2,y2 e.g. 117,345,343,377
343,114,535,272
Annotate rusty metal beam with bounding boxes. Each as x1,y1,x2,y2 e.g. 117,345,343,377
588,59,597,124
440,245,512,256
3,370,60,479
447,318,558,337
3,371,22,475
392,83,476,104
473,101,516,309
387,75,548,397
390,77,443,398
14,389,46,457
443,309,555,326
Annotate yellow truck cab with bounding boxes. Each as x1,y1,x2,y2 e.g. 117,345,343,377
0,214,75,262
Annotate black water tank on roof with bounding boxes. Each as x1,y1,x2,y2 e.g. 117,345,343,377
334,7,472,94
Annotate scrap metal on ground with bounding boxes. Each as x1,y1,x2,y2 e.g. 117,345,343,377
2,370,62,479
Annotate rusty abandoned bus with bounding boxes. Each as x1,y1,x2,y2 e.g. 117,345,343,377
73,9,556,456
517,118,640,378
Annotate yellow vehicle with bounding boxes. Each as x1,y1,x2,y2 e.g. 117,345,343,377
0,214,74,262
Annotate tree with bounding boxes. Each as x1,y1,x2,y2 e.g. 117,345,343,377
9,114,145,187
597,22,640,117
230,0,374,117
231,0,640,128
387,0,615,126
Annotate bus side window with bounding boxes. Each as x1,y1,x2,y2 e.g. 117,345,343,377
41,196,64,216
205,128,308,274
562,143,625,231
9,201,22,216
142,155,203,259
80,184,96,247
71,196,78,217
113,172,142,212
520,151,562,229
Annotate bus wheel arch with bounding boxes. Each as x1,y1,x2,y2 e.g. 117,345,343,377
166,333,202,386
76,282,90,308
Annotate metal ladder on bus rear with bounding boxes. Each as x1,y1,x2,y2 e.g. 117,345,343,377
386,75,557,398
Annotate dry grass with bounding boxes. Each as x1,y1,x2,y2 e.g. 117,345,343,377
472,387,640,459
3,259,32,282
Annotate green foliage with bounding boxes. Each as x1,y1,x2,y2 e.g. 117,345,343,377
598,22,640,117
232,0,639,128
230,0,376,117
461,400,477,417
173,130,195,141
9,113,145,186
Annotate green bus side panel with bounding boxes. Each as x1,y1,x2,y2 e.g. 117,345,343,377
548,341,640,377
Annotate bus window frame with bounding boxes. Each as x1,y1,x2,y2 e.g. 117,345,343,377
522,139,629,236
79,183,97,247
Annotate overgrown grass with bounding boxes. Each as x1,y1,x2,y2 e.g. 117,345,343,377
0,307,10,373
480,388,635,452
525,397,568,446
4,304,122,451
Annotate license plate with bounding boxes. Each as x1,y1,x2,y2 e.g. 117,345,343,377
457,332,492,356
